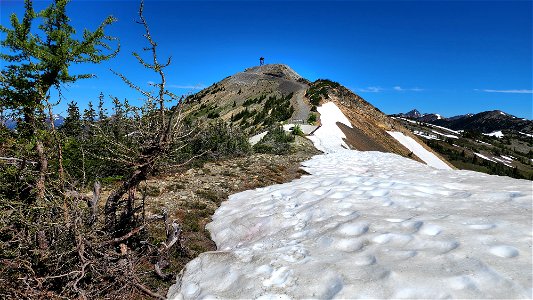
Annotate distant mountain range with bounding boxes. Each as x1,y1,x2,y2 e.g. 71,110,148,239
2,115,65,130
393,109,533,134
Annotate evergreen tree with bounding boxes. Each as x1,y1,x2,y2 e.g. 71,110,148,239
97,92,107,120
62,101,82,136
83,101,96,124
0,0,118,199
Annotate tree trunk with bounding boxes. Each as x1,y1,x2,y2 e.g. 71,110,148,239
35,139,48,201
104,163,150,231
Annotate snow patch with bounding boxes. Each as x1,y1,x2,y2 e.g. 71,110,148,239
483,131,504,138
431,130,459,139
168,150,532,299
249,131,268,146
493,157,513,168
474,152,496,163
398,117,417,124
413,130,440,140
476,140,492,146
427,124,461,135
387,131,452,170
282,124,319,135
519,131,533,138
307,102,353,153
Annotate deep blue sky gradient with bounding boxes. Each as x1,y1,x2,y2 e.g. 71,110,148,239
1,0,532,118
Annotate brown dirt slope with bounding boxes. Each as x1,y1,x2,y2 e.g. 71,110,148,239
136,136,320,294
337,122,388,152
324,85,455,168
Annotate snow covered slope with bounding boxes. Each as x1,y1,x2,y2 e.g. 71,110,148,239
387,131,452,170
307,102,353,153
168,150,532,299
168,102,531,299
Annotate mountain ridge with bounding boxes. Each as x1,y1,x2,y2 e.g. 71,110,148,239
182,64,453,168
393,109,533,134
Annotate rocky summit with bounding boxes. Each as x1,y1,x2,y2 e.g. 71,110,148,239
183,64,452,167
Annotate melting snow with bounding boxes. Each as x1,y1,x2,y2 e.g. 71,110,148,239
501,155,516,161
427,124,461,135
307,102,353,153
476,140,492,146
493,157,514,167
249,131,268,146
398,117,418,124
519,131,533,138
413,130,440,140
483,131,504,138
387,131,452,170
474,152,496,163
168,150,532,299
431,130,459,139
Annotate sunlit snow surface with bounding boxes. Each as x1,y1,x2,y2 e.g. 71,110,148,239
168,102,532,299
307,102,352,153
169,150,532,299
387,131,452,170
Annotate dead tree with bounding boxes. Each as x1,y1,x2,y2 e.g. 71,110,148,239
97,5,196,282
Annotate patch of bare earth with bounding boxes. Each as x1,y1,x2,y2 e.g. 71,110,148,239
138,136,320,293
337,122,389,152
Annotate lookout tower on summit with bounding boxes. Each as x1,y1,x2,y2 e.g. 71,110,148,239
259,56,264,66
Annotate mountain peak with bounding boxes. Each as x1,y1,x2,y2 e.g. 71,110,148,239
243,64,302,81
406,109,422,118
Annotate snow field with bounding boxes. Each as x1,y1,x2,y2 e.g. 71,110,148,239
168,150,532,299
387,131,452,170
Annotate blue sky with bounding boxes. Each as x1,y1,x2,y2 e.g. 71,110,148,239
1,0,532,119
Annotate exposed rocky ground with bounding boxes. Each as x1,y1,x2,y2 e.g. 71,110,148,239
132,136,320,294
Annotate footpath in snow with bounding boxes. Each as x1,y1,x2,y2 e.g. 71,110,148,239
168,102,532,299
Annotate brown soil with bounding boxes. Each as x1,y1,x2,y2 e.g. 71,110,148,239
137,136,320,294
337,122,388,152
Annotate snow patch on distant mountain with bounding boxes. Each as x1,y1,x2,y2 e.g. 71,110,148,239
387,131,452,170
519,131,533,138
483,131,504,138
474,152,497,163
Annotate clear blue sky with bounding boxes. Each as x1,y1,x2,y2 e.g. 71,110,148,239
1,0,532,119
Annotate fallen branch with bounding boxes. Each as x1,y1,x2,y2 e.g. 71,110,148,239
98,225,145,247
134,276,165,300
0,156,37,165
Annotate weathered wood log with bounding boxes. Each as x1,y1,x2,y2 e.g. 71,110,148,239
89,181,101,225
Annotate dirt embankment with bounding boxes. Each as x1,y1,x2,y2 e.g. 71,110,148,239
140,136,320,280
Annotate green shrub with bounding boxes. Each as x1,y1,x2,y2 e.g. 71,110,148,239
307,113,317,124
292,125,304,136
253,125,294,155
174,120,251,164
